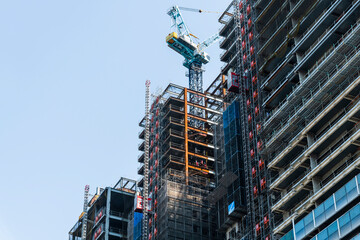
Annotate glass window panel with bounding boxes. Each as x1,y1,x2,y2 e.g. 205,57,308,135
280,229,294,240
304,212,315,234
235,103,240,119
335,186,346,199
317,228,328,240
345,178,356,192
315,202,326,226
304,212,313,225
350,204,360,229
324,197,335,219
229,104,234,118
339,212,351,237
349,204,360,219
345,178,358,201
223,111,228,128
335,187,348,210
327,221,339,240
295,219,305,239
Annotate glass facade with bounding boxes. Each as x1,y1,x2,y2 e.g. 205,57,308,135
223,101,246,211
133,212,143,240
310,203,360,240
281,174,360,240
280,229,294,240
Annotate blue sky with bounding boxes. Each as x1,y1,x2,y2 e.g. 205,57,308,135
0,1,229,239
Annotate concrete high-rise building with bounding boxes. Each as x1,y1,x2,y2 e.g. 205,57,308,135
137,78,226,240
216,0,360,239
68,178,137,240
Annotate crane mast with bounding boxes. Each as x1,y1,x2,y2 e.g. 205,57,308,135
166,6,221,126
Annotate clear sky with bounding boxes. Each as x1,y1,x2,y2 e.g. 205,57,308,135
0,1,229,239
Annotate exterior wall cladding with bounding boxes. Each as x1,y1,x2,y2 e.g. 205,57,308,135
217,0,360,240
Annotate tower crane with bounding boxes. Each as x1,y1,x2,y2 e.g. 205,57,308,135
166,6,221,108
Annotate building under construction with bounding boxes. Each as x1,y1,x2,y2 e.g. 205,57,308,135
137,77,226,240
68,178,137,240
68,1,360,239
217,0,360,239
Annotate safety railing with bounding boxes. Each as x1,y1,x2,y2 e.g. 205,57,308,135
219,14,234,33
109,226,126,236
138,129,145,137
263,4,359,110
264,28,360,144
304,14,360,75
219,27,236,48
137,152,144,160
220,40,237,60
168,104,184,112
110,210,126,218
267,81,360,167
257,0,289,35
137,141,144,149
320,151,360,188
162,117,184,129
298,0,339,41
162,142,185,154
272,123,360,208
255,0,278,23
137,164,144,173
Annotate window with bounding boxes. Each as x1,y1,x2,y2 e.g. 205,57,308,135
315,202,326,226
339,212,351,237
317,228,328,240
324,197,335,218
292,177,360,240
280,229,294,240
327,221,339,240
345,178,358,202
349,204,360,229
295,219,305,239
335,186,347,210
313,204,360,240
304,212,315,235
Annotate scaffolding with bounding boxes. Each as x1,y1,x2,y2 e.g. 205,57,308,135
137,80,225,240
249,0,360,239
155,169,217,240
